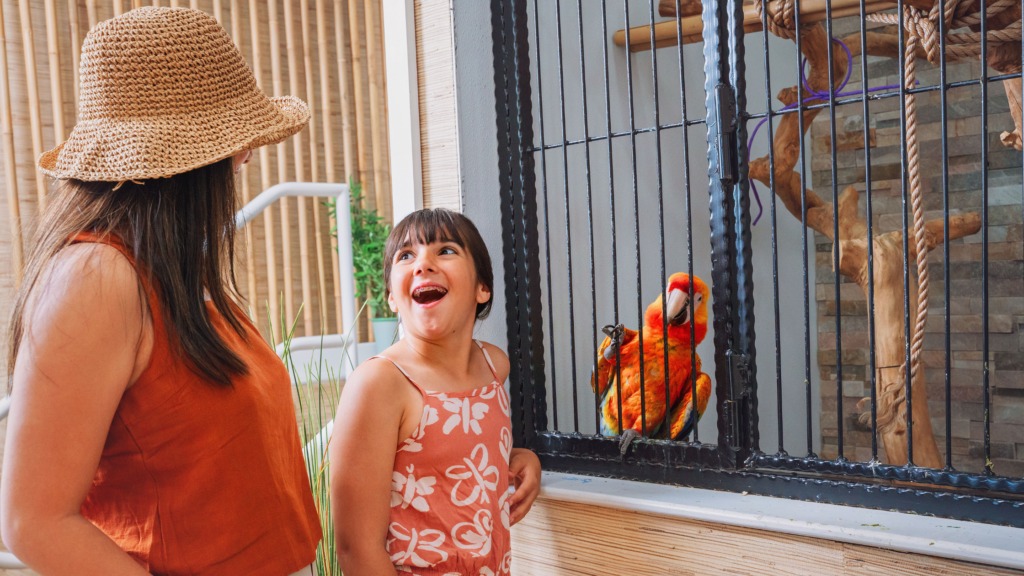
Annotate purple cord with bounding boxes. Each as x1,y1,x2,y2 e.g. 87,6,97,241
747,37,911,225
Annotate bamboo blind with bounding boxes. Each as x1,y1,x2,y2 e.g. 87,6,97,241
0,0,392,362
415,0,459,211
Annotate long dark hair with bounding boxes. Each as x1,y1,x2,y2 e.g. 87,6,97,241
8,157,248,387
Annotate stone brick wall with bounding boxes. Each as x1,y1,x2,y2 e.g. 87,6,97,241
809,20,1024,475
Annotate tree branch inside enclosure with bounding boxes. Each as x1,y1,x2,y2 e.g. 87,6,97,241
744,9,1016,467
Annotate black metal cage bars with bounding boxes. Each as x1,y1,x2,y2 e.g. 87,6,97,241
490,0,1024,526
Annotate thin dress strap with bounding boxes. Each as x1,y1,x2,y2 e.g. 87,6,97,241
475,340,501,382
369,355,428,396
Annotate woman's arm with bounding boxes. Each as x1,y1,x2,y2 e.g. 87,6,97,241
1,244,153,576
329,360,409,576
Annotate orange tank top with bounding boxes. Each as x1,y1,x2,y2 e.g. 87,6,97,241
376,341,512,576
72,233,322,576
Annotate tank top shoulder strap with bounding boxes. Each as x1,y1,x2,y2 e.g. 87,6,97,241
369,356,428,397
474,340,501,382
70,231,134,261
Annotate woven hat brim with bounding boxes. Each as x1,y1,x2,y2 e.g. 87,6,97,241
38,96,310,182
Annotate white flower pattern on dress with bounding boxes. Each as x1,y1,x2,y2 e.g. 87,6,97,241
479,384,510,418
498,427,512,464
391,465,436,512
497,488,511,530
446,444,499,506
442,396,489,435
451,508,494,557
498,387,510,417
399,405,439,453
387,523,449,567
385,342,511,576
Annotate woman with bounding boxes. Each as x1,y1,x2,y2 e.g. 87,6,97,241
2,8,320,576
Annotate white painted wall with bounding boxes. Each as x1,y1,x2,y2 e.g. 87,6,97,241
383,0,424,224
453,1,820,453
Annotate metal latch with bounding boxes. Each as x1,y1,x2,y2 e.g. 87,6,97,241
713,84,737,187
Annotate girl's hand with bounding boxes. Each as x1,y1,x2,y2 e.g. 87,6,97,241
507,448,542,526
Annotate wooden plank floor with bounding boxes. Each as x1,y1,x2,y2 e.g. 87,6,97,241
511,497,1023,576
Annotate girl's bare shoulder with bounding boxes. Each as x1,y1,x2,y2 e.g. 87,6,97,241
341,356,416,406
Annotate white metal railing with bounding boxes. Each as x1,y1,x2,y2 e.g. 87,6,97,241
235,181,359,380
0,182,358,570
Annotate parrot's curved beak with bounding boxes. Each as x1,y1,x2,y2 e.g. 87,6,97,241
666,288,690,326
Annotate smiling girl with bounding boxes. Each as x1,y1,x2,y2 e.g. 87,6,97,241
329,209,541,576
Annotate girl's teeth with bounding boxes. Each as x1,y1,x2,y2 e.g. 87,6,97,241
412,286,447,303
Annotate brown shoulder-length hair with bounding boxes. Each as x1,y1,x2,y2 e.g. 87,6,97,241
383,208,494,320
8,157,248,388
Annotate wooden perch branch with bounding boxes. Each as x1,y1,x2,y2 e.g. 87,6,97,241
635,0,1011,467
617,0,934,52
658,0,934,15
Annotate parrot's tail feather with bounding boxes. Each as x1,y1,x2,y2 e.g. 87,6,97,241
600,418,617,437
680,407,696,440
599,386,620,437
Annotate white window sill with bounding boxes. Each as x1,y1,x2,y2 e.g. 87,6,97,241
537,471,1024,571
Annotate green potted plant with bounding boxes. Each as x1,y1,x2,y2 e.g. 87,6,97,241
344,177,399,354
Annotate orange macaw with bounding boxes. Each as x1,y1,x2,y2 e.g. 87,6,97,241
591,273,711,445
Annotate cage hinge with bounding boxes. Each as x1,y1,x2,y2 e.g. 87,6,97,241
725,349,751,453
713,83,737,187
726,349,750,401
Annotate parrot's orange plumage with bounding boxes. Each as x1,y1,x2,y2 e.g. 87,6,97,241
591,273,711,440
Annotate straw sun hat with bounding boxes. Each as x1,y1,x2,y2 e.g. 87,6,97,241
38,7,309,182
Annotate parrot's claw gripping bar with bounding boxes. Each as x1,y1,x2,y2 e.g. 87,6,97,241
601,324,626,361
619,429,640,457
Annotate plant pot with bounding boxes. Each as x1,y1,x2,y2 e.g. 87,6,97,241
372,318,400,354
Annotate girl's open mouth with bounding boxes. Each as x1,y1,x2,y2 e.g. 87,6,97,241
412,285,448,305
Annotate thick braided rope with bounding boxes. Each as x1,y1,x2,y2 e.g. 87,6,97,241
867,0,1021,63
754,0,812,40
880,31,932,435
859,4,933,435
867,0,1022,435
760,0,1020,434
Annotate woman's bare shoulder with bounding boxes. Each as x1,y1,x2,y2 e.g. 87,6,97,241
15,242,149,397
29,243,144,326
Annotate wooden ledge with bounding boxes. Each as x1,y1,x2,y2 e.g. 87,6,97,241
528,472,1024,571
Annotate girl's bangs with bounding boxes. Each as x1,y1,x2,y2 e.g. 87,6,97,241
399,212,466,249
